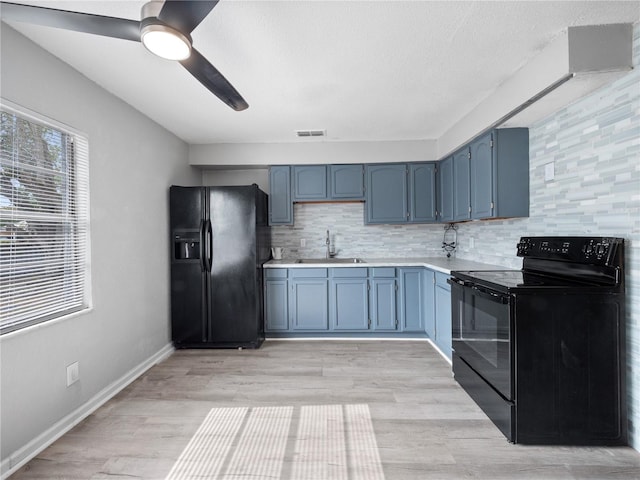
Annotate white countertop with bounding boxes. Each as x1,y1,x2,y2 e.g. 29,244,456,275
264,257,507,274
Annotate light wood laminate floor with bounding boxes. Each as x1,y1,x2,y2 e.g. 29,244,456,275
10,340,640,479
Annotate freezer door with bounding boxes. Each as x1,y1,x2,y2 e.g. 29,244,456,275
208,186,259,344
170,186,208,345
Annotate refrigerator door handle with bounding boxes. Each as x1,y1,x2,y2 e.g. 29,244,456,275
204,219,213,272
198,220,206,272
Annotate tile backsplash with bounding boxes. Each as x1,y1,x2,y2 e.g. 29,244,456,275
271,202,452,260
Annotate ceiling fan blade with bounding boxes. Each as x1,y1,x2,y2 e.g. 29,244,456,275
180,47,248,111
158,1,219,35
0,1,140,42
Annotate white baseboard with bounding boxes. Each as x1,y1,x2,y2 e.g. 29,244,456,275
425,339,453,365
1,343,174,479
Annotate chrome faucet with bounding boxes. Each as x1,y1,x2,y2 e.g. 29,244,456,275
326,230,331,258
326,230,337,258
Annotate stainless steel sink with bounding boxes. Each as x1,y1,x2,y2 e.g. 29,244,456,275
295,258,366,264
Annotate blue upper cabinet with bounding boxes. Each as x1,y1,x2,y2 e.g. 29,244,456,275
441,128,530,223
438,156,454,223
366,162,437,224
453,147,471,222
470,133,494,219
290,164,364,202
365,164,408,223
269,166,293,225
470,128,529,220
293,165,328,201
409,163,437,223
330,164,364,199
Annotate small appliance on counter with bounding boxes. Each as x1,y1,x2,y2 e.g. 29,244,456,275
170,185,270,349
449,236,626,445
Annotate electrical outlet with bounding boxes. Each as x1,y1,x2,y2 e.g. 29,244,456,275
544,162,555,181
66,361,79,387
300,238,306,247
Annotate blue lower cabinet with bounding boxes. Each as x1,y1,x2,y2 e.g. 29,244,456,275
370,278,398,331
291,278,329,330
265,279,289,331
423,269,436,339
264,267,440,338
331,278,369,330
399,268,424,332
434,272,452,359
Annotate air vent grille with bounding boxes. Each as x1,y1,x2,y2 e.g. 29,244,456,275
296,129,326,137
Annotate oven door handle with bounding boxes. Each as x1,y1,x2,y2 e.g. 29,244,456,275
471,285,510,304
447,278,472,287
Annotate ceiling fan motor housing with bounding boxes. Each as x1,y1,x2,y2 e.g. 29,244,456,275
140,2,193,60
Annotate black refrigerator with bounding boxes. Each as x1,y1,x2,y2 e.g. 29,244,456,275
169,185,270,348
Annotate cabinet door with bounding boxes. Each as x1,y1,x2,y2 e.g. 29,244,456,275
470,133,494,219
399,268,424,332
493,128,530,219
331,278,369,330
330,164,364,199
293,165,328,201
438,156,454,223
370,278,398,331
423,269,436,339
265,279,289,331
365,164,408,224
434,274,452,360
268,166,293,225
409,163,437,223
291,279,329,330
453,148,471,222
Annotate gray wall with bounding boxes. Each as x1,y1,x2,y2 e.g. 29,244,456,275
0,25,199,470
201,168,270,193
204,25,640,449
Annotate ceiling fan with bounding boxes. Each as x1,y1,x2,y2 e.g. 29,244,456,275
0,0,248,111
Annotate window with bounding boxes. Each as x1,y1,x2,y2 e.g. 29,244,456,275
0,103,90,334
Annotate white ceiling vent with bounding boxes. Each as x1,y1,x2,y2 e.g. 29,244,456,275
296,129,326,138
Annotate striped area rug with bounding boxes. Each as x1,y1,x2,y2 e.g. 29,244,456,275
165,404,385,480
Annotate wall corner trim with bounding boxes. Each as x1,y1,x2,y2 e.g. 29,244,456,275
0,343,175,479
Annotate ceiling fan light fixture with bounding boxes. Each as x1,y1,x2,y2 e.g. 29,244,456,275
141,23,191,61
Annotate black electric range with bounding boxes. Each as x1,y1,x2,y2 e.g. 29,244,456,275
449,236,626,445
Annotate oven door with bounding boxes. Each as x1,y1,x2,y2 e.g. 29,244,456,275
450,278,513,400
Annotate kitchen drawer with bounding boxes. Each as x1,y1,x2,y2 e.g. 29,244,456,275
265,268,288,279
331,267,368,278
370,267,396,278
290,268,328,278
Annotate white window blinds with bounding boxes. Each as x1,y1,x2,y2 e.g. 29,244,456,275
0,105,90,334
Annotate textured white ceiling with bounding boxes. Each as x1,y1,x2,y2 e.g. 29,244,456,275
3,1,640,144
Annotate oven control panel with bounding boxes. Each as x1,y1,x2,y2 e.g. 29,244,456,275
517,236,622,265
